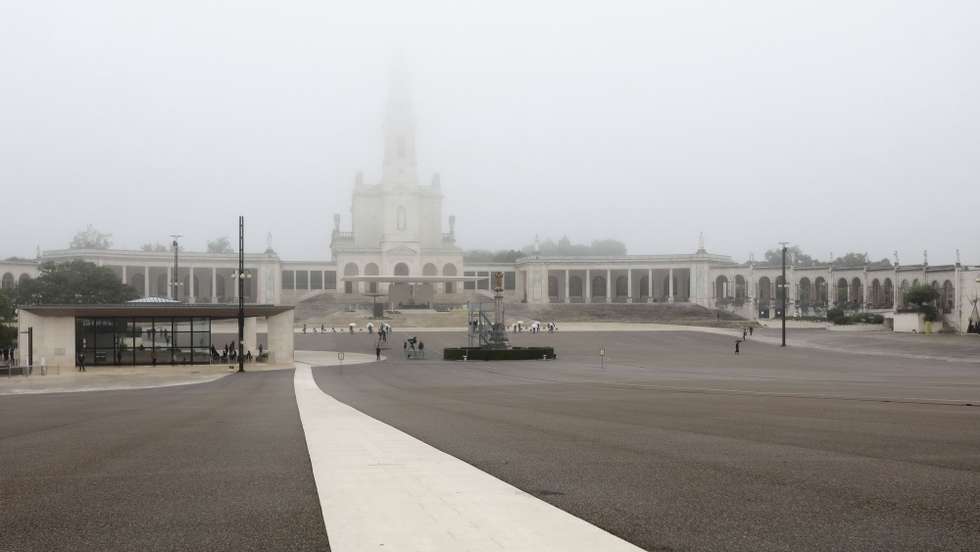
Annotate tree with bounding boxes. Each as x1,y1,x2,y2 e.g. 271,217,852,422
0,289,14,347
70,225,112,250
903,283,940,321
521,236,627,256
764,245,817,266
207,237,234,254
141,242,168,252
13,261,139,305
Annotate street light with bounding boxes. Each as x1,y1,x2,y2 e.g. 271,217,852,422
235,216,249,373
171,234,183,301
778,242,789,347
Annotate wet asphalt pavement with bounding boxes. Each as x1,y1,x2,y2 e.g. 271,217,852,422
0,370,329,552
307,330,980,552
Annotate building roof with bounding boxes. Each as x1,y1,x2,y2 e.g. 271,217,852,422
20,304,293,318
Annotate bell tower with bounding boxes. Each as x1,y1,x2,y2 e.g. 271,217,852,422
381,62,418,188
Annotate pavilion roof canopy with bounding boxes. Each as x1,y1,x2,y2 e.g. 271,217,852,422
20,304,293,318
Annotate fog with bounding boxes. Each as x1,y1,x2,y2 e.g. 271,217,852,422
2,1,978,264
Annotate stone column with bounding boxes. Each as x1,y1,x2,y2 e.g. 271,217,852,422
189,267,195,304
121,265,127,285
144,267,150,298
668,268,675,303
166,266,173,299
606,269,612,302
564,270,570,303
585,269,591,303
627,269,633,303
647,269,653,302
211,268,218,303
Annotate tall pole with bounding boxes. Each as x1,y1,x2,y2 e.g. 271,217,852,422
238,216,245,373
780,242,788,347
171,234,182,302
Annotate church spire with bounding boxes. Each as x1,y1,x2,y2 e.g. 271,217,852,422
381,59,418,187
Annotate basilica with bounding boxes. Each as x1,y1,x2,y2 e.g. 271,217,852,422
3,72,978,333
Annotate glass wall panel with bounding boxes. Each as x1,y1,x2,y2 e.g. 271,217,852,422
325,271,336,290
296,271,309,290
311,271,323,289
282,270,295,290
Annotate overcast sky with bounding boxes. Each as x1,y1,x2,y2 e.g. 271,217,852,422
2,1,978,264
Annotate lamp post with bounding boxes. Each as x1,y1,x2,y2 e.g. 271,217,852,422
235,216,251,373
778,242,789,347
170,234,183,301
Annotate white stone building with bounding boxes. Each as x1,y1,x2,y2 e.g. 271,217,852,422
3,71,979,333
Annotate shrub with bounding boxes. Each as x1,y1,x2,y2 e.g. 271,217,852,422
827,307,847,325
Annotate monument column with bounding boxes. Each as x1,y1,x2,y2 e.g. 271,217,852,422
564,270,570,303
585,270,591,303
606,269,612,302
668,268,675,303
211,268,218,303
648,268,653,302
627,269,633,303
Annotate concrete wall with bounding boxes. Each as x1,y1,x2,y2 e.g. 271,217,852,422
266,310,294,365
17,311,75,370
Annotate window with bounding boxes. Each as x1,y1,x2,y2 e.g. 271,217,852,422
464,271,475,290
325,271,336,290
477,271,489,290
296,271,309,290
311,271,323,290
282,270,295,290
504,271,516,290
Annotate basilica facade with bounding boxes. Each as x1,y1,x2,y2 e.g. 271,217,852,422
3,73,978,333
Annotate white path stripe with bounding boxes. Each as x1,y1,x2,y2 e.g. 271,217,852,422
294,362,643,552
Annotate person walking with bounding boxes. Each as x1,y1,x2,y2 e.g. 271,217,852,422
734,339,741,355
749,326,754,336
376,345,382,361
418,341,425,358
77,351,86,372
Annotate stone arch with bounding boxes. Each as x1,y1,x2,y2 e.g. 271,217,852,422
942,280,954,314
735,275,747,300
443,263,457,294
615,275,628,297
422,263,437,276
836,278,849,305
570,275,584,298
1,273,13,290
591,275,606,299
775,275,787,306
18,273,30,286
870,278,882,307
798,277,812,307
715,275,729,298
364,263,379,294
814,277,828,305
850,277,863,305
394,263,410,276
883,278,894,308
343,262,359,294
758,277,772,306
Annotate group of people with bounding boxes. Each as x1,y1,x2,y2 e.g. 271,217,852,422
510,321,558,334
0,347,15,365
209,342,257,363
734,325,754,354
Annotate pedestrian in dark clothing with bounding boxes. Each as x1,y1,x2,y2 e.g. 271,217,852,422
749,326,753,336
418,341,424,358
742,328,748,339
734,339,741,355
376,346,381,361
77,352,86,372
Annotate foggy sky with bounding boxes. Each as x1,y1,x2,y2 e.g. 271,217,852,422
2,1,978,265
